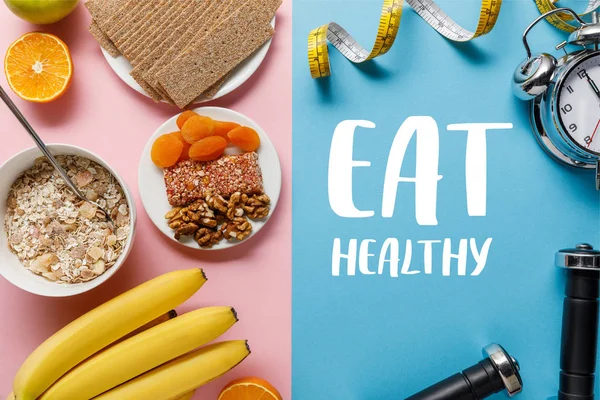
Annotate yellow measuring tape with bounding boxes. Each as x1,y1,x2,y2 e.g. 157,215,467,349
535,0,600,32
308,0,502,79
307,0,600,78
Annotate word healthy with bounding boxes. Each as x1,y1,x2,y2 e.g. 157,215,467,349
328,117,512,277
332,238,492,277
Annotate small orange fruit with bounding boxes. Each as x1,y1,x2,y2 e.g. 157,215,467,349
181,115,215,144
169,131,191,161
189,136,227,162
176,110,199,130
228,126,261,152
213,121,240,141
4,32,73,103
151,133,184,168
218,377,283,400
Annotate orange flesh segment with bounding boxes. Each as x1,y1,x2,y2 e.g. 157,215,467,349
218,377,283,400
4,32,73,103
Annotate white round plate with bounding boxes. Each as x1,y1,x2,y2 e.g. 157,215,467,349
138,107,281,250
102,17,276,104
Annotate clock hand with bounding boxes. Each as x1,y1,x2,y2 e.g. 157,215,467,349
588,119,600,148
587,75,600,100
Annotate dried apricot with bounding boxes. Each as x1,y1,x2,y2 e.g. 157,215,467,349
170,131,191,161
151,133,184,168
181,115,215,144
189,136,227,162
227,126,260,152
176,110,198,130
213,121,240,141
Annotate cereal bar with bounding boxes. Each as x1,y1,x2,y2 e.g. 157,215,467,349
164,152,264,206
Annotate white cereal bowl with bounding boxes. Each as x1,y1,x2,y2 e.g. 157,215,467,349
0,144,137,297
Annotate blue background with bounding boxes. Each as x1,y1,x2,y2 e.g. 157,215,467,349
292,0,600,399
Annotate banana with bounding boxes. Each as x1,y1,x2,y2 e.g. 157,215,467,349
116,309,177,344
95,340,251,400
6,394,14,400
41,307,238,400
13,269,207,400
175,391,196,400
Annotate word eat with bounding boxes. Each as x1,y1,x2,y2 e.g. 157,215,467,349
327,117,513,226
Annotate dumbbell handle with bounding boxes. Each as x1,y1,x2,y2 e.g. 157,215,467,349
558,269,600,400
405,359,505,400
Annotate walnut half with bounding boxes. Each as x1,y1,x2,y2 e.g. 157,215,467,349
165,207,184,229
195,228,223,248
205,191,228,214
226,192,246,220
183,200,217,228
220,217,252,241
243,194,271,220
174,223,200,240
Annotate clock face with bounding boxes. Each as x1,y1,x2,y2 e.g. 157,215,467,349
557,53,600,156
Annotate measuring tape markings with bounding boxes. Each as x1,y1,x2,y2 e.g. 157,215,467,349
307,0,502,79
308,0,600,79
535,0,600,32
308,0,403,78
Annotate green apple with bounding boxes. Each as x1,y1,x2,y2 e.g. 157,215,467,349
3,0,79,24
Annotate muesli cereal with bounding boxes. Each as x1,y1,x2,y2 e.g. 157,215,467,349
4,155,131,284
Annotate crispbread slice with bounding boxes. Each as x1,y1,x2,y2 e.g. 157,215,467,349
143,0,236,88
85,0,122,22
120,0,188,56
101,0,142,36
200,4,278,98
203,74,229,98
144,0,229,105
133,0,217,69
152,0,238,100
109,0,166,47
85,0,124,57
158,0,280,107
124,0,196,61
114,0,176,48
155,84,176,104
138,78,171,103
89,21,120,57
129,1,214,101
129,0,208,67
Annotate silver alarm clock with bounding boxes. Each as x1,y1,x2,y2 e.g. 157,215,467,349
513,8,600,190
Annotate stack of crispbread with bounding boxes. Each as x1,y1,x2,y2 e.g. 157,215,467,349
86,0,281,108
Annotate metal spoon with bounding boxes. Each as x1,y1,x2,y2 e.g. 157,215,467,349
0,86,114,227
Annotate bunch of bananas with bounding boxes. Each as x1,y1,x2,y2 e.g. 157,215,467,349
7,269,249,400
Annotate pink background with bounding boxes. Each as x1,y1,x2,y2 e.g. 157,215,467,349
0,1,291,399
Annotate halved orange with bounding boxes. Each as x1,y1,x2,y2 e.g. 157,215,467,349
218,377,283,400
4,32,73,103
